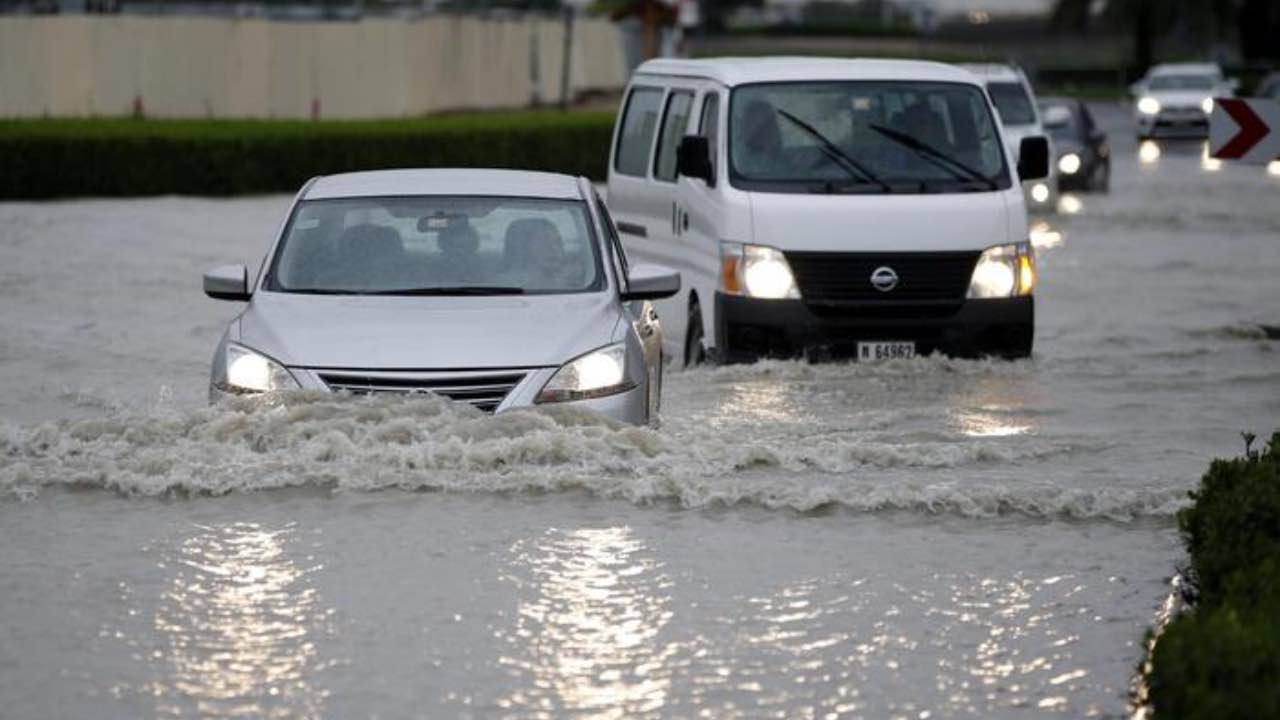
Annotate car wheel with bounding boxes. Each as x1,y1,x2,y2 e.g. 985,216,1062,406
684,301,707,368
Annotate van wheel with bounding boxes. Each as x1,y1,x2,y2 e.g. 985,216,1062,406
684,302,707,368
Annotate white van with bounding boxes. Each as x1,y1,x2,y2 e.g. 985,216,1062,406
605,57,1050,365
957,63,1057,212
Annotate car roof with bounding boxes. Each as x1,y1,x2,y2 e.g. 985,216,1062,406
1149,62,1221,77
304,169,585,201
955,63,1027,82
1038,96,1080,107
633,56,981,87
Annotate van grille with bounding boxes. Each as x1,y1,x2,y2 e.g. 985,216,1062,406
317,370,527,413
785,251,980,304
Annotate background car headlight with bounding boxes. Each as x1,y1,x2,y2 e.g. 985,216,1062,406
217,343,300,394
720,242,801,300
967,243,1036,299
1137,97,1161,115
1058,152,1082,175
536,343,634,403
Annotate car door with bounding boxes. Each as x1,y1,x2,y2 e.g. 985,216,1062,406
594,191,663,419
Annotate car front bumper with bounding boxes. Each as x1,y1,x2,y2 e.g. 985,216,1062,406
715,292,1033,362
1136,111,1209,138
211,367,651,425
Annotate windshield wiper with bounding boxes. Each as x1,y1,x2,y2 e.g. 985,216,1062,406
775,110,892,192
362,286,527,296
867,124,998,191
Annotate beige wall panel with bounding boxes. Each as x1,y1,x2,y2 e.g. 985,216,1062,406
0,15,626,118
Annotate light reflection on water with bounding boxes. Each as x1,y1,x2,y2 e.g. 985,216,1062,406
151,522,329,719
498,526,676,719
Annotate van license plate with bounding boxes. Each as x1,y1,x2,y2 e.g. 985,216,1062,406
857,341,916,361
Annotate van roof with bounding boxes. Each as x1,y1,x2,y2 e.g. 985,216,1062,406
634,57,982,88
954,63,1027,82
1149,62,1222,77
304,169,584,201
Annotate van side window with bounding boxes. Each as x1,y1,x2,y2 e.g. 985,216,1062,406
699,92,720,180
615,87,664,177
653,90,695,182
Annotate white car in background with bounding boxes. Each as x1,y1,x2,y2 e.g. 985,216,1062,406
1131,63,1236,140
959,63,1057,212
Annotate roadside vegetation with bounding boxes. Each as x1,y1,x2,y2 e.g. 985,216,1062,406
0,110,615,199
1147,431,1280,718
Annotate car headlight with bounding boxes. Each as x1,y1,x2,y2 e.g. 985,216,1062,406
967,243,1036,299
536,343,634,403
1201,97,1214,114
1137,97,1161,115
216,343,300,394
1058,152,1082,175
1030,182,1051,204
720,242,800,300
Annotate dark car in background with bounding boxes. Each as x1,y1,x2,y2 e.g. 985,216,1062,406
1257,71,1280,101
1039,97,1110,193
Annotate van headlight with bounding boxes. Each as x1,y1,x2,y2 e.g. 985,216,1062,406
967,243,1036,299
720,242,801,300
1137,97,1161,115
215,343,300,394
536,343,634,403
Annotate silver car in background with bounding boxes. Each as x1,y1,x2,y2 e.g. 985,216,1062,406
202,169,680,426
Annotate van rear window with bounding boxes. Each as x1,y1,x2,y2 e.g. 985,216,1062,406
614,87,664,177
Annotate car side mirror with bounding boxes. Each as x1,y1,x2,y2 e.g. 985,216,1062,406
621,263,680,301
1128,80,1145,97
204,264,251,301
676,135,714,186
1227,77,1240,92
1018,136,1050,181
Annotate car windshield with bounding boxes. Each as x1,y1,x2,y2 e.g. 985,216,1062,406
728,81,1009,194
986,81,1037,125
1148,74,1214,91
1041,103,1077,138
267,196,603,295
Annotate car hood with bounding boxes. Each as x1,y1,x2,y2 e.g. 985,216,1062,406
238,292,620,370
747,190,1013,253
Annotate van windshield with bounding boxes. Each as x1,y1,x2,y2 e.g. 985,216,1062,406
986,81,1038,125
266,196,603,295
729,81,1011,194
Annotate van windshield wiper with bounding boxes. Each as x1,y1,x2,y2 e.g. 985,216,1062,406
362,286,527,296
775,110,892,192
867,124,998,190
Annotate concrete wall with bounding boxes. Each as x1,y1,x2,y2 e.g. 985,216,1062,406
0,15,628,118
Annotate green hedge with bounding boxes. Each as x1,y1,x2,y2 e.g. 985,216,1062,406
1147,431,1280,719
0,111,616,199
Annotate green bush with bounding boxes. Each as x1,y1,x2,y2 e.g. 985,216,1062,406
1147,432,1280,719
0,111,616,199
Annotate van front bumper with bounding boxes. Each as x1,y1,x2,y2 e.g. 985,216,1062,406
714,292,1033,362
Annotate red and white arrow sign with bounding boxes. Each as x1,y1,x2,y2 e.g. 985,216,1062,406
1209,98,1280,164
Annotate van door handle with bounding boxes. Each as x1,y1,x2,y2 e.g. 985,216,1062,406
671,202,678,235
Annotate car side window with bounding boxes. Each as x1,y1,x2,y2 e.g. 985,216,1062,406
653,90,695,183
594,192,629,291
699,92,720,180
615,87,664,177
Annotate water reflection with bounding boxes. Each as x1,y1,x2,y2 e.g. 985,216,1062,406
1138,141,1161,164
152,522,328,719
1057,194,1083,215
498,527,675,719
1268,160,1280,177
1029,220,1065,250
1200,143,1222,173
948,376,1040,439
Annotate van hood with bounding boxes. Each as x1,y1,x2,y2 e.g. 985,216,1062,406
238,292,619,370
747,190,1012,253
1144,90,1211,109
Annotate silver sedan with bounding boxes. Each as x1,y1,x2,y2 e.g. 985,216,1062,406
202,169,680,426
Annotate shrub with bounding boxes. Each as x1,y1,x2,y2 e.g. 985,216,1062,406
1147,432,1280,719
0,111,616,199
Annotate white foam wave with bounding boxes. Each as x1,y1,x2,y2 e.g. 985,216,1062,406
0,393,1180,519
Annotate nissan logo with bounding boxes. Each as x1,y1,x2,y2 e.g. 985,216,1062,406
870,266,899,292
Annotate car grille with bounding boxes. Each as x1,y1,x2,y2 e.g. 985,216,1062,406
785,251,980,307
317,370,527,413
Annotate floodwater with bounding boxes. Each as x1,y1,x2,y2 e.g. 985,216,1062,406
2,105,1278,719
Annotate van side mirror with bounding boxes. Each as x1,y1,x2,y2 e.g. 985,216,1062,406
621,263,681,301
676,135,714,186
204,264,251,301
1017,136,1050,181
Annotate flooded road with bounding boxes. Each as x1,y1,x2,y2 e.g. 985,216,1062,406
2,104,1278,718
